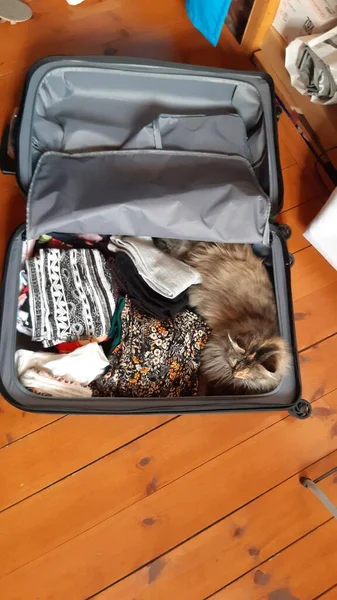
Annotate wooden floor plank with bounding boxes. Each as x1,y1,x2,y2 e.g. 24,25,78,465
0,0,185,76
278,135,297,170
295,282,337,351
277,115,298,171
0,414,170,510
290,246,337,302
0,396,63,449
279,198,324,254
92,451,337,600
299,334,337,403
0,73,24,145
0,0,238,80
210,519,337,600
315,586,337,600
277,113,316,171
0,410,283,578
287,246,337,351
282,163,328,212
1,391,337,599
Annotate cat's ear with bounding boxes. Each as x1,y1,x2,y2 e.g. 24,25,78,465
228,333,245,354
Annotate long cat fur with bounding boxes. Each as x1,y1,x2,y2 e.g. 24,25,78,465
153,239,290,394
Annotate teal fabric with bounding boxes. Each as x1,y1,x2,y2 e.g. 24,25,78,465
102,297,126,356
186,0,232,46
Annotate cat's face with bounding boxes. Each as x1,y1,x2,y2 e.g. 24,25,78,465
201,330,288,394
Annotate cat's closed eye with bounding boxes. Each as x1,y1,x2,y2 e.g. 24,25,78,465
228,356,238,368
228,333,245,355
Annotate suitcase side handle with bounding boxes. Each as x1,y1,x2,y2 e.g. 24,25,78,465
0,125,16,176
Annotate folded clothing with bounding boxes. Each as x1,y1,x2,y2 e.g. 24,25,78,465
108,236,202,298
114,253,188,319
19,369,92,398
36,233,106,252
15,343,109,398
104,255,124,303
36,233,122,300
26,248,116,347
90,296,210,398
56,335,108,354
16,343,109,386
101,296,126,356
17,270,32,337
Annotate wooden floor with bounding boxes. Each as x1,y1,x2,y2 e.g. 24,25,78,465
1,2,337,599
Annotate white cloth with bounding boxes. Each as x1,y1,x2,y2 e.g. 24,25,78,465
303,187,337,269
108,236,202,298
16,343,109,387
20,369,92,398
21,239,36,266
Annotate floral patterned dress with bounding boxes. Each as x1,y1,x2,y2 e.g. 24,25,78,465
90,296,209,397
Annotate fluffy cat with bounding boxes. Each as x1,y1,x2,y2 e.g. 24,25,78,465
153,239,290,394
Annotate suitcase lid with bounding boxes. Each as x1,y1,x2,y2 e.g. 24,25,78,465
16,57,282,242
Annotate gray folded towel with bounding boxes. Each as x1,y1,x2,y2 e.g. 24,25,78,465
108,236,202,299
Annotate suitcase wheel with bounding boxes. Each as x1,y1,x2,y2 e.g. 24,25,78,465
287,252,295,267
288,399,312,420
0,125,16,175
278,223,292,240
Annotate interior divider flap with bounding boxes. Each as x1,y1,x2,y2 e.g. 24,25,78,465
27,150,270,243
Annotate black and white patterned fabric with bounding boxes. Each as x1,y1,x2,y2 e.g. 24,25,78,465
26,248,116,348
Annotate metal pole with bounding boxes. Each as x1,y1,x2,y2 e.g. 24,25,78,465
300,477,337,519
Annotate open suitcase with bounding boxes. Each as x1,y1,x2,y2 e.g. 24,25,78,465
0,56,311,418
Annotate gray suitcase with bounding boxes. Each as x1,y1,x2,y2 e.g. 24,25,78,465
0,57,309,418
